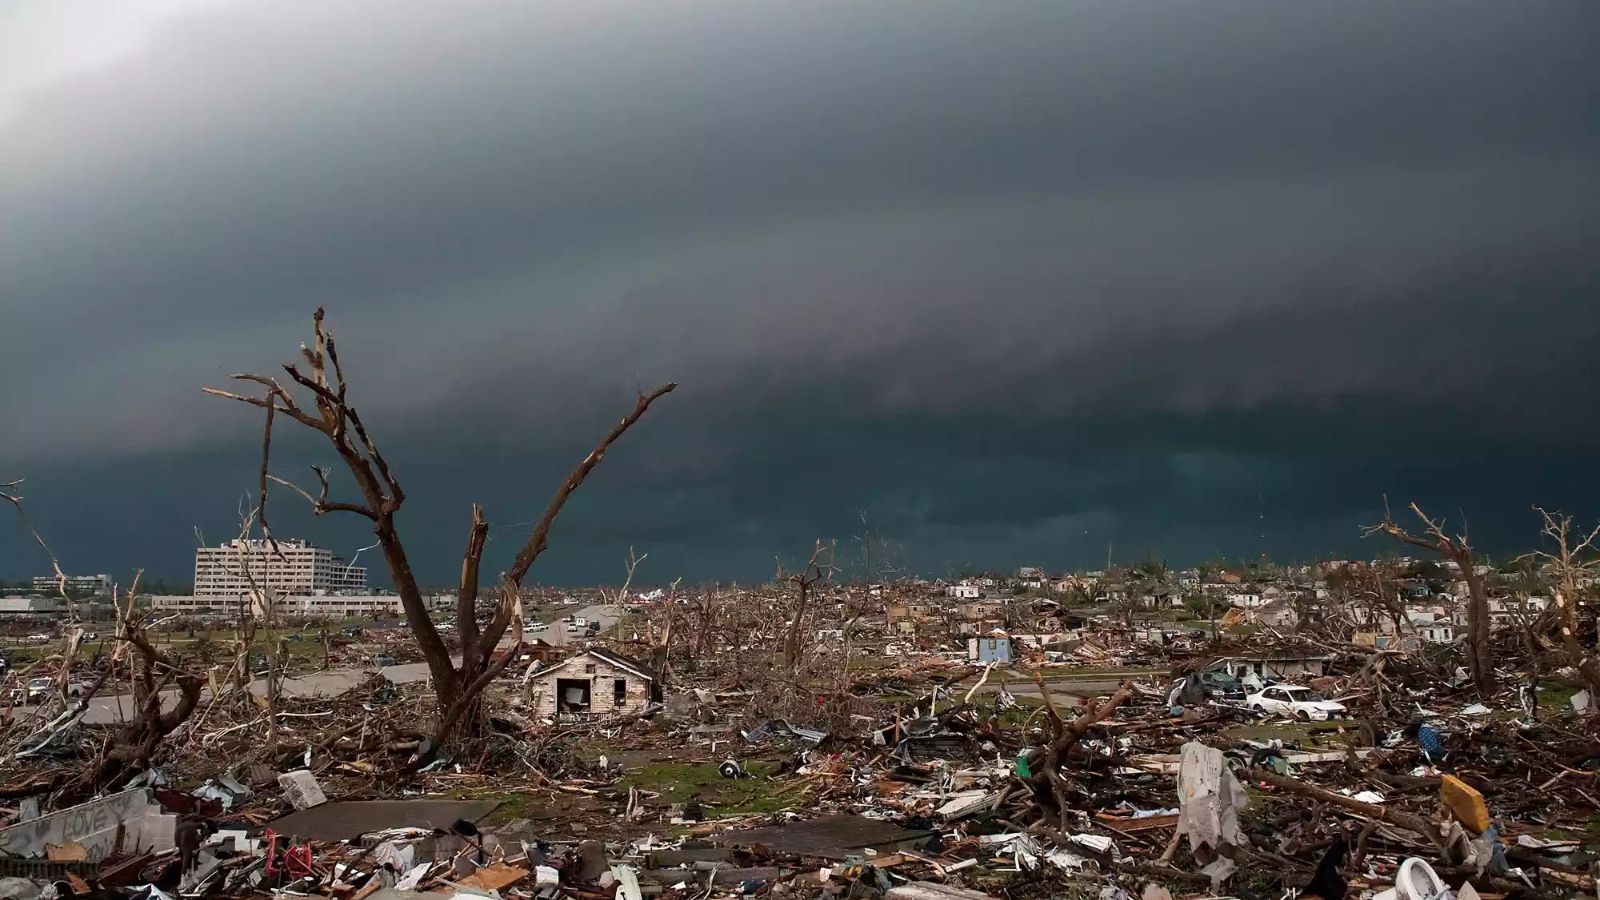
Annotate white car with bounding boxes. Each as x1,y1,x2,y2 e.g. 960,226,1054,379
24,677,55,704
1246,685,1347,721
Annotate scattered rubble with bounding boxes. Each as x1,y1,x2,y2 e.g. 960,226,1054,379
3,559,1600,900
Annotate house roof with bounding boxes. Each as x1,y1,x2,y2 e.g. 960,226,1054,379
1209,652,1332,665
527,647,658,683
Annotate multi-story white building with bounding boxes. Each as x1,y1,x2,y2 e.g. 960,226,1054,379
146,592,449,617
193,539,366,597
32,573,113,596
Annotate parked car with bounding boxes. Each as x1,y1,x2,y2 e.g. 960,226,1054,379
24,677,55,704
1246,685,1347,721
373,653,397,668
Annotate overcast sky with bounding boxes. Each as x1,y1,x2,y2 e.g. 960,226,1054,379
3,1,1598,586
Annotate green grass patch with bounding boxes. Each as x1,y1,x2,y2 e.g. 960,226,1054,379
1219,720,1355,746
997,701,1042,728
479,791,539,825
616,759,797,817
1536,683,1583,714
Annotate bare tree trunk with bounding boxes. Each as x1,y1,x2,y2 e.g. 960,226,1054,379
1525,509,1600,701
784,580,810,671
783,541,833,673
207,309,676,766
1460,561,1493,692
1366,502,1495,693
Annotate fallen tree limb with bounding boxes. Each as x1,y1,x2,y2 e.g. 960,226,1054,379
1248,766,1446,852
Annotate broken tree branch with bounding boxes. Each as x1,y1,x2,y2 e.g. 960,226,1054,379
503,383,678,587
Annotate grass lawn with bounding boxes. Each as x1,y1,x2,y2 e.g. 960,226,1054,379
993,666,1165,683
1218,719,1357,746
616,759,800,817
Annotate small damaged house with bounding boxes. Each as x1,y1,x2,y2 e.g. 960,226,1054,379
524,648,660,720
1219,597,1300,630
967,634,1013,663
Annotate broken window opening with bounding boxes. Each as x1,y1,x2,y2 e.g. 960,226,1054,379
556,678,591,714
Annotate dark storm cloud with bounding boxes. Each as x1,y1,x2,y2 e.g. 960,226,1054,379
2,1,1598,583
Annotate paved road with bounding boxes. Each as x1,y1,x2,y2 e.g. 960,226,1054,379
537,603,624,646
4,606,626,725
979,676,1144,709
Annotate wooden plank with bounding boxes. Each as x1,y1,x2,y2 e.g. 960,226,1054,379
886,882,1001,900
1095,812,1180,833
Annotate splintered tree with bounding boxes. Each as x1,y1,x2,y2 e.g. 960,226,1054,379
89,578,205,792
1020,670,1134,829
206,309,673,764
1364,502,1494,692
1524,507,1600,701
1,484,204,800
781,540,835,672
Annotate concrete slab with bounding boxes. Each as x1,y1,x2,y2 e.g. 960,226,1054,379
265,798,499,842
